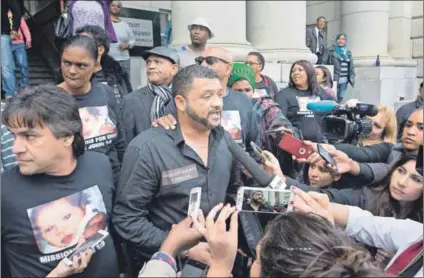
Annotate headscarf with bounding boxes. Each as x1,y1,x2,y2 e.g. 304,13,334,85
334,33,349,61
228,62,256,90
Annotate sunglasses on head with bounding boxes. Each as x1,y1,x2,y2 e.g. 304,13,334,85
195,56,229,66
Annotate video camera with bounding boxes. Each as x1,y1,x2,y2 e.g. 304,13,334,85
307,101,378,145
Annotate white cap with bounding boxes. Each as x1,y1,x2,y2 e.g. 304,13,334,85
187,17,214,39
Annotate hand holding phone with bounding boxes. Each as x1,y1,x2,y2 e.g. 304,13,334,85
317,144,337,167
236,186,295,213
63,230,109,266
278,133,314,160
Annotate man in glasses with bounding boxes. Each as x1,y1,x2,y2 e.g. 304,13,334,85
196,47,260,162
176,17,214,68
245,52,279,100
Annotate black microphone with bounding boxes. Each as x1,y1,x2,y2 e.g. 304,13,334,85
227,138,287,189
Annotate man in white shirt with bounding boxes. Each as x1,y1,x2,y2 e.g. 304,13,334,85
306,16,328,64
175,17,214,68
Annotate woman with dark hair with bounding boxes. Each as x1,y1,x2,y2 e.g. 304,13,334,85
275,59,334,142
327,33,356,103
250,212,385,277
315,65,337,101
57,34,126,186
76,25,133,104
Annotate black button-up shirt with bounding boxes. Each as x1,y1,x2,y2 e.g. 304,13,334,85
112,124,243,254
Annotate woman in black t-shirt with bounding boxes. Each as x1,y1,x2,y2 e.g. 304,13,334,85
275,60,333,143
57,35,126,186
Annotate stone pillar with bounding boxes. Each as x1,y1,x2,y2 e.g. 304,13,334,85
388,1,412,59
341,1,391,63
171,1,254,61
340,1,418,106
246,1,316,64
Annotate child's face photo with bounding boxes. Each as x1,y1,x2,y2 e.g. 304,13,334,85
27,186,108,254
34,198,85,248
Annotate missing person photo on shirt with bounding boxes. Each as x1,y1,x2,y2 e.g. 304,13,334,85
79,106,117,140
26,186,108,255
221,110,242,142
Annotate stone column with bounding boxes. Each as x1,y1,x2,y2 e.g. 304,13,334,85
389,1,412,59
171,1,254,61
341,1,391,64
246,1,316,64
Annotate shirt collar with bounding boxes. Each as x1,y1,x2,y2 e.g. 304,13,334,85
167,122,225,147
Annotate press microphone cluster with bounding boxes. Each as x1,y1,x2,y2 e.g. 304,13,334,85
226,139,287,189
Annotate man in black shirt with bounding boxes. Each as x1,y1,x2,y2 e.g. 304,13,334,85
113,65,243,268
1,85,118,277
245,52,279,100
120,46,179,144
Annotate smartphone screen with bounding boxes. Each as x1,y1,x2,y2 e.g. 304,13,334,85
188,187,201,217
236,187,294,214
317,144,336,167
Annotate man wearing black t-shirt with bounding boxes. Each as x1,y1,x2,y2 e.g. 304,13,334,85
1,85,118,277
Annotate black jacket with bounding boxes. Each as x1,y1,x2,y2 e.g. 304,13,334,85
327,45,356,87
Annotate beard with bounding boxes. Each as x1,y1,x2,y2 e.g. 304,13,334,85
186,102,221,130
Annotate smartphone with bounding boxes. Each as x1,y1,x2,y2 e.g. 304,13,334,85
317,144,337,167
63,230,109,266
416,145,423,176
250,141,263,157
236,186,295,213
188,187,202,218
180,259,209,277
278,133,314,159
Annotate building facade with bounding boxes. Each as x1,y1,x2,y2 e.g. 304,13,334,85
122,1,423,107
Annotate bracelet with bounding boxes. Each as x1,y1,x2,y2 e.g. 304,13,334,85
151,251,177,272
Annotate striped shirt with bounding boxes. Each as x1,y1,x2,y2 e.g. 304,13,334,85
1,124,18,173
339,60,349,84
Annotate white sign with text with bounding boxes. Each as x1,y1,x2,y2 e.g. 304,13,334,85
121,17,154,47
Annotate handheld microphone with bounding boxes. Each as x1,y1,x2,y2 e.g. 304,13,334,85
227,138,287,189
306,101,338,113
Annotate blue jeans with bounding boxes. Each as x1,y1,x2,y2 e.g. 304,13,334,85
12,43,29,89
337,82,349,103
1,35,17,97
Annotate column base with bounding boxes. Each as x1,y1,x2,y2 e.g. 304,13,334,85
258,49,318,64
343,65,418,107
353,56,418,67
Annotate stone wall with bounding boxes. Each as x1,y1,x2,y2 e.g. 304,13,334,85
411,1,423,84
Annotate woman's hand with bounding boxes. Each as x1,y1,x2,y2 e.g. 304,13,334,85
261,150,285,179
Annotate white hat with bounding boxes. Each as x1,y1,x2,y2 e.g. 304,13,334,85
187,17,214,39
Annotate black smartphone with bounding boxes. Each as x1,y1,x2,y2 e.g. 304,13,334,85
416,145,423,176
250,141,263,157
317,144,337,167
180,259,209,277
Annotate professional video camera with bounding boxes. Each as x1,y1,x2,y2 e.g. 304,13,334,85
307,101,378,145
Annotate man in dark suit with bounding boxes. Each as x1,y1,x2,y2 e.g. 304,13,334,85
306,16,328,64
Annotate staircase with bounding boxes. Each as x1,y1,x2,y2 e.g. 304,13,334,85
14,48,56,88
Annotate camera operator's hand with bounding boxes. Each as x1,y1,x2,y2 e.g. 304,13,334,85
261,150,285,180
192,203,239,277
344,98,359,108
290,186,335,226
151,114,177,130
160,216,204,258
47,240,94,277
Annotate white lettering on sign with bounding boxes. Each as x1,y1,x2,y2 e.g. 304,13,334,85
121,17,154,47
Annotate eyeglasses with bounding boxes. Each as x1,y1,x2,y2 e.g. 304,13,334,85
245,61,260,66
195,56,229,66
